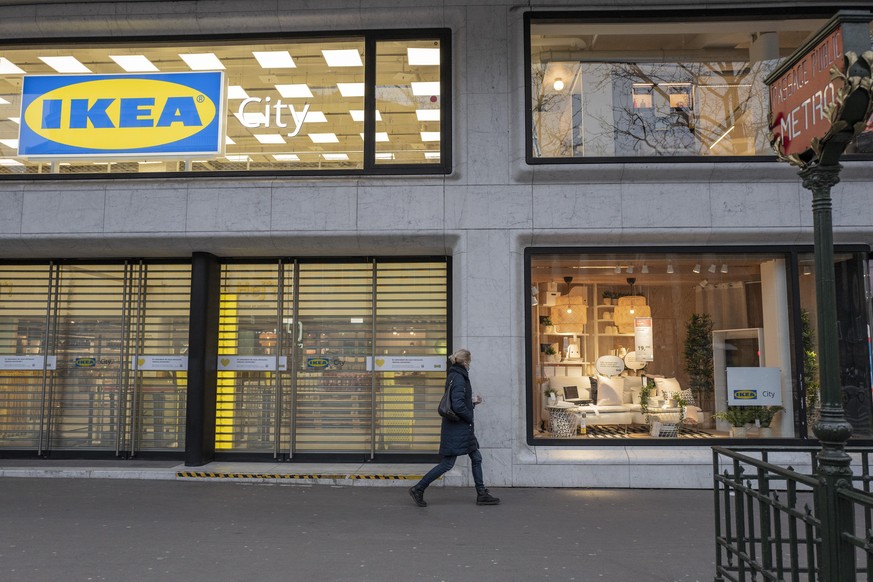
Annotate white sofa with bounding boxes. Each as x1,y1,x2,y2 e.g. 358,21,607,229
547,375,701,428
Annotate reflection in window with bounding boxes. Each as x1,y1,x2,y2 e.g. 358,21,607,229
528,17,873,160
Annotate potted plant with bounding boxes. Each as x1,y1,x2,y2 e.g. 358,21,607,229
714,407,754,437
540,315,555,334
801,309,820,436
683,313,714,413
544,345,558,363
751,406,783,437
543,386,557,405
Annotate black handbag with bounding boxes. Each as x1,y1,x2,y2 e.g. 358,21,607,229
438,379,459,421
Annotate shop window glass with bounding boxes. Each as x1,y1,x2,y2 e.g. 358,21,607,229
527,251,845,442
0,31,449,176
527,16,873,161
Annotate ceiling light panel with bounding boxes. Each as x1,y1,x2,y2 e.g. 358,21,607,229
0,58,25,75
227,85,249,100
273,154,300,161
411,81,441,96
337,83,365,97
309,133,339,143
275,84,313,98
322,49,363,67
254,134,286,144
407,48,440,66
322,153,350,160
39,56,91,73
304,111,328,123
109,55,159,72
415,109,440,121
253,50,296,69
179,53,225,70
349,110,382,122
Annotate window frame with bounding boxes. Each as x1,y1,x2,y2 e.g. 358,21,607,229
0,28,452,180
523,8,872,165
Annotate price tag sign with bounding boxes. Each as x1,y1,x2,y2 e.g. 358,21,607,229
634,317,654,361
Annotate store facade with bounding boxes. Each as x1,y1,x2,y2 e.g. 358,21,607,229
1,0,872,487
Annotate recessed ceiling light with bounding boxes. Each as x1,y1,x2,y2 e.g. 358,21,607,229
322,153,350,161
424,152,441,159
8,117,20,125
303,111,328,123
225,136,236,145
411,82,440,96
254,134,286,144
275,84,313,99
180,53,225,70
227,85,249,100
309,133,339,143
349,110,382,122
0,159,24,166
225,155,250,162
337,83,365,97
39,56,91,73
407,48,440,66
0,97,8,105
415,109,440,121
273,154,300,161
253,50,296,69
420,131,441,142
109,55,158,72
375,153,395,160
322,49,362,67
0,58,25,75
359,132,389,142
0,139,19,149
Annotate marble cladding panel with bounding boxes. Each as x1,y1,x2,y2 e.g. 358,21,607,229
834,181,873,228
21,187,106,234
357,185,445,231
465,6,508,95
532,183,622,229
627,462,712,489
271,184,357,232
465,336,514,449
104,188,188,233
461,230,512,337
186,186,272,232
710,182,803,228
620,182,713,229
513,462,631,488
466,92,511,186
0,188,23,234
481,446,513,487
445,185,531,229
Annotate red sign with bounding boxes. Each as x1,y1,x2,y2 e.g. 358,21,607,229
769,27,845,156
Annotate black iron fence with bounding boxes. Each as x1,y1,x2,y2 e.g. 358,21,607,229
713,445,873,581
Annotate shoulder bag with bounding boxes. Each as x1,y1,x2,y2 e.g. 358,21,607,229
438,378,460,421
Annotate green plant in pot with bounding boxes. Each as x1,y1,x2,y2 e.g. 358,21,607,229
544,345,557,362
801,309,820,436
683,313,714,414
714,406,754,437
751,406,783,437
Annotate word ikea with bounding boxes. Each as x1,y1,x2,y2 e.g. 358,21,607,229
18,72,224,157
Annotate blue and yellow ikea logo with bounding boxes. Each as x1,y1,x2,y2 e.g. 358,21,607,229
733,390,758,400
307,358,330,369
74,357,96,368
18,72,224,157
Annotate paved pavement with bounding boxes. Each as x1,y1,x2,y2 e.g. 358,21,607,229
1,464,716,582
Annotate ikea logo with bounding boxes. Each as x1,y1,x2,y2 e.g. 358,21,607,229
74,357,96,368
18,72,224,157
733,390,758,400
307,358,330,369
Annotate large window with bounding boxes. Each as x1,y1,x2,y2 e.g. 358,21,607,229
0,30,450,176
526,13,873,161
525,249,873,443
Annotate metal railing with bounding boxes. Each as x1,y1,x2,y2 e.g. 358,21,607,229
713,445,873,581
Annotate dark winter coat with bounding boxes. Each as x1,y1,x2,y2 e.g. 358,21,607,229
438,363,479,457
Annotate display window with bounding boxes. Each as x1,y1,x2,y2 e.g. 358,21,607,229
525,248,873,442
526,12,873,161
0,30,450,175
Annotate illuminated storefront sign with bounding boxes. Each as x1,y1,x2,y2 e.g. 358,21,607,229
18,72,224,157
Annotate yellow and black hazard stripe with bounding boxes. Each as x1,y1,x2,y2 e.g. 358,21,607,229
176,471,424,480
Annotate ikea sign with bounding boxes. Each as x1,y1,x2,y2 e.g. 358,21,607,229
18,72,224,158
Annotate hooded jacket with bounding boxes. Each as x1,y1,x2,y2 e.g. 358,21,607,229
438,363,479,456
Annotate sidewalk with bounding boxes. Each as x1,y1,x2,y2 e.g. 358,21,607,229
2,474,716,581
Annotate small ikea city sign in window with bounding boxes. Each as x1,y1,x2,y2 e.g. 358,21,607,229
17,71,225,158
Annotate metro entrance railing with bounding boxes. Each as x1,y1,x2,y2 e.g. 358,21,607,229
712,445,873,581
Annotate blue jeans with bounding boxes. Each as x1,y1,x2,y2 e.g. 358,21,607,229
416,449,484,491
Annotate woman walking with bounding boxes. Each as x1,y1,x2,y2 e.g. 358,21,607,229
408,348,500,507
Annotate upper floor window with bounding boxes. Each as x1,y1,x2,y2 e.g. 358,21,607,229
526,13,873,162
0,30,450,176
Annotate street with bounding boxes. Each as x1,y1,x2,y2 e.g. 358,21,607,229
1,478,714,581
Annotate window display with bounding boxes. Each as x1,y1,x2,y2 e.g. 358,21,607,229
526,249,873,442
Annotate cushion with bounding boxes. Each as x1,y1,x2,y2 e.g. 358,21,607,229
679,388,695,406
654,377,682,399
623,376,643,404
596,375,624,406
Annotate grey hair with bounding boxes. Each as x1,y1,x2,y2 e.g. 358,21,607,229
448,348,471,368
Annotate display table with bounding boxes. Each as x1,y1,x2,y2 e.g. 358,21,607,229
546,405,578,437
